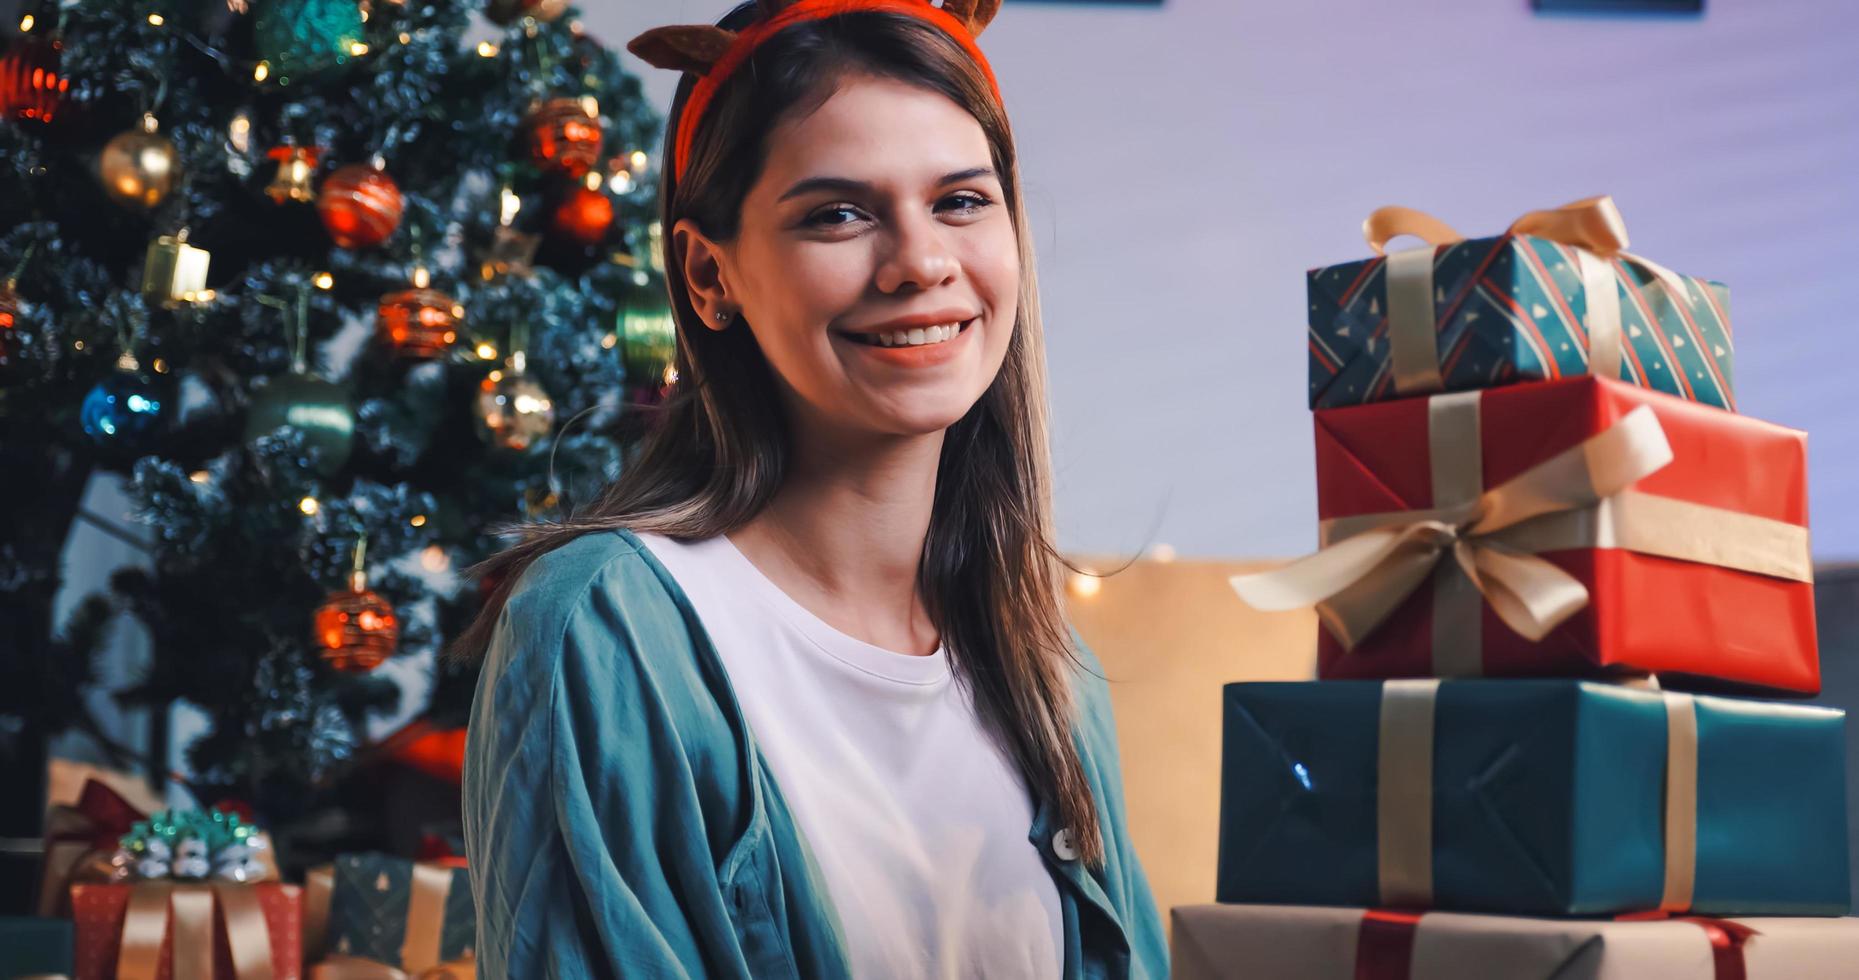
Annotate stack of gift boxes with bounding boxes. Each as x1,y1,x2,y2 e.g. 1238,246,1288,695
1172,197,1858,979
0,767,478,980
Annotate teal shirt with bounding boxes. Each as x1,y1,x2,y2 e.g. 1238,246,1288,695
463,528,1169,978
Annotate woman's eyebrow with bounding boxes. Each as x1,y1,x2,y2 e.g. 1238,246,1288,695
777,166,996,203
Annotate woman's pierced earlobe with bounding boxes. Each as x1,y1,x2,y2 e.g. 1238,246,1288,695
714,309,733,325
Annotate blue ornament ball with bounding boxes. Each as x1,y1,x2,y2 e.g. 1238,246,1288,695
81,368,166,444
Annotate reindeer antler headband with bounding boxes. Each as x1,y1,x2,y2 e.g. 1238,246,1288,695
627,0,1005,185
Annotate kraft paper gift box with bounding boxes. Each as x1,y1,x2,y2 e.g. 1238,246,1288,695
1171,903,1859,980
1234,374,1818,694
1307,196,1733,411
1214,680,1849,916
70,881,303,980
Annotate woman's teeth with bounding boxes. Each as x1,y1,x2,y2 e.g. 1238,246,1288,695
856,321,967,347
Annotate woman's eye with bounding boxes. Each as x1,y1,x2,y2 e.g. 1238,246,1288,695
809,205,865,227
806,193,995,228
941,192,994,214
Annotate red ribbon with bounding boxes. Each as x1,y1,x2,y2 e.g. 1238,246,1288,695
54,778,149,851
1354,908,1423,980
1354,908,1760,980
1617,910,1760,980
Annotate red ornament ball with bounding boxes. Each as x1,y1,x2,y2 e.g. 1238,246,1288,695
313,578,399,672
318,163,403,249
0,282,20,375
377,286,464,360
551,187,613,248
0,31,67,124
525,98,602,177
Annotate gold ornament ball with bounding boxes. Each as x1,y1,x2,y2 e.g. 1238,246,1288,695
474,371,555,452
100,118,179,210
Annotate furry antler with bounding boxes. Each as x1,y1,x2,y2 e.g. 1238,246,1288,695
939,0,1002,36
627,0,1001,79
626,25,739,76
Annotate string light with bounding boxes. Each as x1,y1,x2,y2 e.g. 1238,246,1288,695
1150,543,1177,562
1068,568,1102,599
420,545,450,572
299,496,320,515
600,333,617,350
348,41,369,57
254,62,270,82
477,41,498,57
147,13,164,25
313,271,335,290
475,342,497,360
20,14,34,31
189,471,211,484
409,514,427,527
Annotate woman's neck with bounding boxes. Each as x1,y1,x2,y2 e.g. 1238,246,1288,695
728,410,945,657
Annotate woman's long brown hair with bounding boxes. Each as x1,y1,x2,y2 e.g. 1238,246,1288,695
450,1,1108,867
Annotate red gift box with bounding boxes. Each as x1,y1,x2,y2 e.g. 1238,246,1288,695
71,881,303,980
1274,375,1815,693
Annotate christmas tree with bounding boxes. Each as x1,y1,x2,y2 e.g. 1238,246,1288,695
0,0,675,864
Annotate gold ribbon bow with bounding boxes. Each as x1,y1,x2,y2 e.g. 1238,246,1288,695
1231,391,1811,674
1372,679,1699,910
1361,195,1694,398
116,880,275,980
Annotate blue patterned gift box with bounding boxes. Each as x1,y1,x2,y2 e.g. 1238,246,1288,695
326,852,474,966
1306,232,1734,410
1215,680,1849,917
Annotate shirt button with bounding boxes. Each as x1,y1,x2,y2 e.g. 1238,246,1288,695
1051,828,1079,862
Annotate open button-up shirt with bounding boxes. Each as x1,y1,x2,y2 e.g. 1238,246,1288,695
464,528,1169,978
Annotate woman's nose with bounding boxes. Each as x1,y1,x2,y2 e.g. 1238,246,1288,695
874,208,959,294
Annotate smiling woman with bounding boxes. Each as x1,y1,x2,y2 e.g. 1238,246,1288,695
452,2,1167,978
677,72,1019,434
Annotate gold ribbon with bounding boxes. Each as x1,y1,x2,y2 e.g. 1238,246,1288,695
402,862,456,972
1373,681,1703,911
310,955,476,980
1662,692,1700,912
1376,679,1440,905
115,881,276,980
1362,196,1693,397
304,865,334,963
1231,392,1812,673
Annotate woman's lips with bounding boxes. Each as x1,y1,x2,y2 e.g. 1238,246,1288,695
835,318,976,367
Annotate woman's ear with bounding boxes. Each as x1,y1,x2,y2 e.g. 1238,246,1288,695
672,218,736,332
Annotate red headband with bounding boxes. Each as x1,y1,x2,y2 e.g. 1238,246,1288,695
671,0,1004,185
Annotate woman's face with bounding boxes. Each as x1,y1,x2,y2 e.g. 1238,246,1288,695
675,73,1020,439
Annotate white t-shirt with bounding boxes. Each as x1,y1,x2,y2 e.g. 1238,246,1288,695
632,530,1065,979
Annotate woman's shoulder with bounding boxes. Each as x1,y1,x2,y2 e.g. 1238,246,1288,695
490,527,698,680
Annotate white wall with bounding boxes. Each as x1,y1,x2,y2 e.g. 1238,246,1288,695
587,0,1859,559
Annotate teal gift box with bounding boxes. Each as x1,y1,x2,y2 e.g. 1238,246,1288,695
1216,679,1849,916
0,916,73,976
1307,199,1734,412
324,852,474,966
